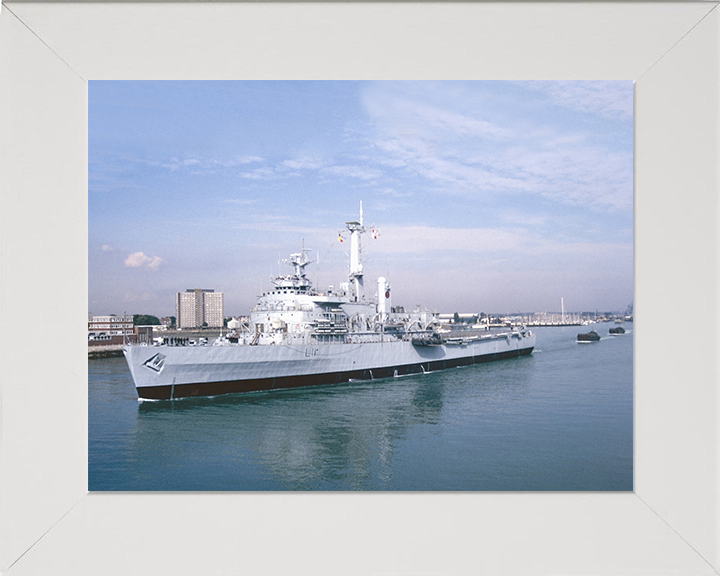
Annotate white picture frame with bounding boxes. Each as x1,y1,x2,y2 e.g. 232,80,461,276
1,2,718,574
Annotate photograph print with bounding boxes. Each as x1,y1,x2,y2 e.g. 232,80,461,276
88,80,633,491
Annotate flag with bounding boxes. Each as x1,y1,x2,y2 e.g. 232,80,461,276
337,234,344,243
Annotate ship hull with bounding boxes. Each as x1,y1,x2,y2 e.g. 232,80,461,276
123,333,535,400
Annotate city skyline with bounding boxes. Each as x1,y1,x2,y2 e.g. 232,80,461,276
89,81,633,318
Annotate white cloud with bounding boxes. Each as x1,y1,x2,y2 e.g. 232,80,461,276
374,225,631,261
522,81,633,119
239,168,276,180
281,157,325,170
148,155,265,171
364,90,511,141
357,81,632,213
148,157,182,171
376,226,531,256
236,156,264,164
490,145,633,211
369,128,631,211
124,252,164,269
416,103,510,139
321,165,382,181
372,136,529,194
498,211,548,227
379,188,412,198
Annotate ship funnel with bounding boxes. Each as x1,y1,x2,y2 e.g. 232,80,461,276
377,277,391,318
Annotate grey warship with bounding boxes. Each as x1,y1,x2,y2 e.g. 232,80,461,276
123,207,536,400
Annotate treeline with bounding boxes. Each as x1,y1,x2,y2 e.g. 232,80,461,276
132,315,176,327
133,314,160,326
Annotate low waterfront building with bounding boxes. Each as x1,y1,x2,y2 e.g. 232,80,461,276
88,314,136,346
88,314,133,338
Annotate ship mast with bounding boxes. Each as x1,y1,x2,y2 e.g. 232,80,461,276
345,202,365,301
273,240,313,291
289,250,310,279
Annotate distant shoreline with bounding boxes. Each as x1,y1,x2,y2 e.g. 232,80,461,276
88,328,228,359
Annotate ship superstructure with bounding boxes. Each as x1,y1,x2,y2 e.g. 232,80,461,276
123,206,536,400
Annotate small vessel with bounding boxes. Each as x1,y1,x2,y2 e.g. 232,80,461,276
609,326,625,335
122,206,536,400
577,330,601,342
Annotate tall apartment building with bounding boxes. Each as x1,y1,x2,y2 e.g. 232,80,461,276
175,289,224,329
202,291,224,328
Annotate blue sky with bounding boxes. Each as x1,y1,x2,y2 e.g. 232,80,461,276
89,81,633,318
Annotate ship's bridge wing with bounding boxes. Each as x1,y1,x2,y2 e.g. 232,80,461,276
310,295,347,305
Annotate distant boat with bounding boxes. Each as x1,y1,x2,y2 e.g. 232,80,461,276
577,330,601,342
609,326,625,335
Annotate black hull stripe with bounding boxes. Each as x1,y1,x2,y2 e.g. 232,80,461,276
138,346,534,400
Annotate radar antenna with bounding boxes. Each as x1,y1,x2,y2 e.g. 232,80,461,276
287,240,312,279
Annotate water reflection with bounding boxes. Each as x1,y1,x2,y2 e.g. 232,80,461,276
132,375,448,490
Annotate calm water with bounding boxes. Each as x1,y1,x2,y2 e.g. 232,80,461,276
89,324,632,491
